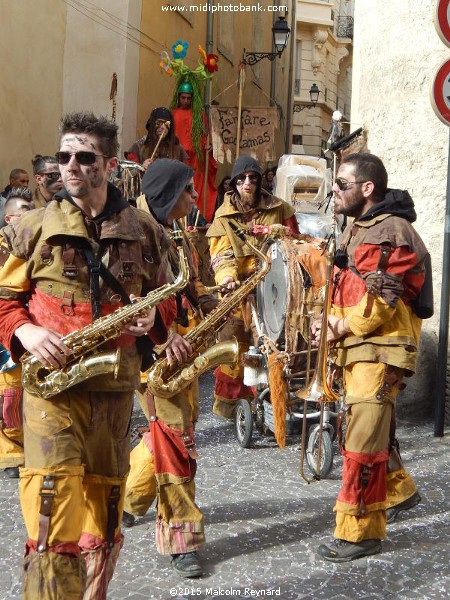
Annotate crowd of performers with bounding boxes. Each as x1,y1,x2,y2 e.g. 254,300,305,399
0,103,431,598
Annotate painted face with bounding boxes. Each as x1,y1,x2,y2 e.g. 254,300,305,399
235,171,259,197
35,162,64,197
179,93,192,109
11,173,29,188
332,163,369,218
223,178,231,192
155,119,169,139
170,177,197,221
58,133,111,199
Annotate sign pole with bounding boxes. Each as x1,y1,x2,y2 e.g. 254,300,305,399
432,2,450,435
435,129,450,436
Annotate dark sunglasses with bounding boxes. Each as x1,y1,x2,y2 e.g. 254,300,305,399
236,174,259,186
185,183,195,194
39,171,61,181
335,177,367,191
55,151,108,166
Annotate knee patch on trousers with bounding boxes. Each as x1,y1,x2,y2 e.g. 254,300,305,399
23,550,87,600
80,473,127,549
20,465,84,549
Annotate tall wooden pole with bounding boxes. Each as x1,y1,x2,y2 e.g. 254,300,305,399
236,55,245,160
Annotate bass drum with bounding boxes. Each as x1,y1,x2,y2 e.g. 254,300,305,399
256,236,328,354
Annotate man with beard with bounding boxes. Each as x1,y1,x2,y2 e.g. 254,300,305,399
0,112,177,598
31,155,64,208
312,153,428,562
206,154,299,419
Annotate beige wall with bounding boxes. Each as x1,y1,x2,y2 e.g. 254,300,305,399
0,0,141,188
62,0,142,154
0,1,67,185
352,0,448,416
137,1,293,175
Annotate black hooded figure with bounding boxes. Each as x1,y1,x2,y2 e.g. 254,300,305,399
123,156,212,578
141,158,194,225
126,108,188,164
229,154,263,202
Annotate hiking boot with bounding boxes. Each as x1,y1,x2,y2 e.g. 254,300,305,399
317,538,381,563
4,467,20,479
121,510,136,528
386,491,421,524
171,551,203,578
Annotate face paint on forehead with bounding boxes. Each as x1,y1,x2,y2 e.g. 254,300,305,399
60,134,102,153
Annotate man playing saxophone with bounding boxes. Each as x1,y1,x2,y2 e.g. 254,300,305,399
312,153,430,562
0,112,177,599
123,158,217,578
206,154,299,419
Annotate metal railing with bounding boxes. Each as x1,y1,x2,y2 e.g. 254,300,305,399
336,16,354,39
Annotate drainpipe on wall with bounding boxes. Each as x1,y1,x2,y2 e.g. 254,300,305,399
284,1,296,154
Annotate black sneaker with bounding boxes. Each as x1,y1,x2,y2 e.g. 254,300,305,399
4,467,20,479
386,491,421,524
317,538,381,563
121,510,136,528
171,552,203,578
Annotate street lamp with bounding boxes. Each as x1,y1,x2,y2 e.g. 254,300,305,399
236,16,291,159
242,16,291,66
293,83,320,112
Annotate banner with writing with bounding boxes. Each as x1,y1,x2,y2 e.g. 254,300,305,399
210,107,278,164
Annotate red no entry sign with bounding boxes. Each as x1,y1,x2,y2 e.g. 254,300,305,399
435,0,450,47
431,59,450,125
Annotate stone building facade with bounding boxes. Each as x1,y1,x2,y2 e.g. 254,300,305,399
351,0,448,418
292,0,354,156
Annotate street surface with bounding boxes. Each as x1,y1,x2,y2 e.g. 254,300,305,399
0,372,449,600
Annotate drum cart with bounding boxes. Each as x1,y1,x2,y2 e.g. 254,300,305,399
232,233,340,480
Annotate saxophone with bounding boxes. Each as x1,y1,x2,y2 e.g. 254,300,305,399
147,222,272,398
21,224,190,399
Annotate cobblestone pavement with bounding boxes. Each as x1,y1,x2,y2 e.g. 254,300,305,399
0,372,449,600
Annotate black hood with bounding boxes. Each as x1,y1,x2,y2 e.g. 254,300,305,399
54,182,128,223
141,158,194,225
358,188,417,223
230,154,263,198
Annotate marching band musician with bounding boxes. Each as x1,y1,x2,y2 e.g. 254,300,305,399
206,154,299,420
123,158,218,578
0,191,35,479
126,106,188,170
313,153,429,562
0,112,177,599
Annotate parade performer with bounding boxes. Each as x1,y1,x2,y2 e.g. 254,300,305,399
160,41,218,223
0,112,177,599
31,155,64,208
126,106,188,169
123,159,217,577
206,154,299,418
0,191,35,478
313,153,429,562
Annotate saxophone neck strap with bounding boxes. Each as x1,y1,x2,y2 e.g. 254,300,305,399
82,244,131,321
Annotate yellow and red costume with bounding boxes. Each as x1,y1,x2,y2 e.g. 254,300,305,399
0,184,175,599
330,188,429,542
207,155,299,418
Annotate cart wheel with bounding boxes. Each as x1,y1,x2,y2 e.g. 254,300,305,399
234,399,253,447
306,427,333,478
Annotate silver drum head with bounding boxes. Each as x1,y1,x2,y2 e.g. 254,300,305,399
256,241,288,342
